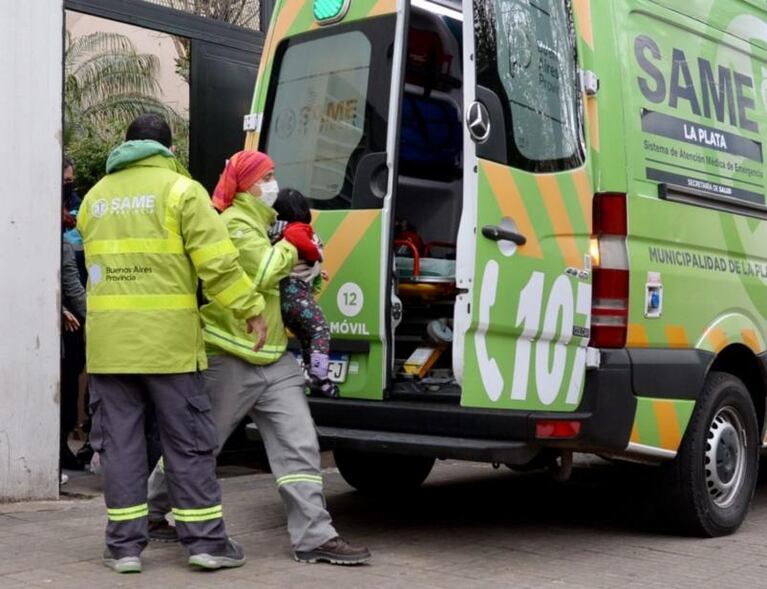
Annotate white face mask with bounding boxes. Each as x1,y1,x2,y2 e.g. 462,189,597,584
259,180,279,207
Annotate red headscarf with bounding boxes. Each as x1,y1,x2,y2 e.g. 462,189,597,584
212,150,274,211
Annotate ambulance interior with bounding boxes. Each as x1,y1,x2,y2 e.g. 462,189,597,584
391,2,464,398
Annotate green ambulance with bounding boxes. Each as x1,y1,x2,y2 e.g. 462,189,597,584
244,0,767,536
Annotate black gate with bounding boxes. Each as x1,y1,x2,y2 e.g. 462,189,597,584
65,0,271,192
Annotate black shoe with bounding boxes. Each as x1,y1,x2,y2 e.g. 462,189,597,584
148,519,179,543
188,538,246,570
309,377,339,399
76,442,94,467
294,537,371,565
60,444,84,471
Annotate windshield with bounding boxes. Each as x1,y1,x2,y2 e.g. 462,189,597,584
262,17,396,209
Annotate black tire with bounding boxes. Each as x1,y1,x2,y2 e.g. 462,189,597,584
662,371,759,537
333,449,435,494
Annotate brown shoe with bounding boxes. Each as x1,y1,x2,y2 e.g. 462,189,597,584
294,536,371,565
148,519,179,543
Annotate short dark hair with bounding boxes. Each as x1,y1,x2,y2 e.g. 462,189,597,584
63,154,73,171
273,188,312,223
126,113,172,147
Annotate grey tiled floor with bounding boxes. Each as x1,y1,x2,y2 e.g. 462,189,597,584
2,457,767,588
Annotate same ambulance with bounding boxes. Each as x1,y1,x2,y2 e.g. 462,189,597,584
245,0,767,536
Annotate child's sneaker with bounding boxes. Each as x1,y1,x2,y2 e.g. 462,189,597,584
310,376,339,399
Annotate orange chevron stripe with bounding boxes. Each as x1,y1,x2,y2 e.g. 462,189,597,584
264,1,306,66
244,132,259,150
317,210,379,296
482,162,543,258
741,328,761,353
536,175,582,268
630,422,640,444
571,168,593,231
586,97,601,152
252,1,307,111
653,399,682,451
572,0,594,49
665,325,689,349
706,327,729,353
627,323,649,347
368,0,398,16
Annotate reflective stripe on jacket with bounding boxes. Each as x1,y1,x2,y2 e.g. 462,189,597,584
78,155,265,373
201,192,297,365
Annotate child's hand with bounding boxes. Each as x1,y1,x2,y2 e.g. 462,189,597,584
267,220,287,244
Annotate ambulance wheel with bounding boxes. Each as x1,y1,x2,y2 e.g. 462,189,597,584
333,449,435,494
663,371,758,537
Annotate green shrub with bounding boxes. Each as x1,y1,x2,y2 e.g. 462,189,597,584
67,121,189,196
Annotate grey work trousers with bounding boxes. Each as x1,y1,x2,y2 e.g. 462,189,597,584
147,354,337,552
89,373,228,558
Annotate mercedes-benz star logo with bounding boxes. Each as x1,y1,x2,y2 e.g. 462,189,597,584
466,101,491,143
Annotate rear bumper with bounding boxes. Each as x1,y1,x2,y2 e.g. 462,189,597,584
247,348,712,461
304,350,637,457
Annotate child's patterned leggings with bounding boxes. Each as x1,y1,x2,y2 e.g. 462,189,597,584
280,276,331,379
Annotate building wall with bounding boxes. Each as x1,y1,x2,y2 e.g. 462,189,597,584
0,0,63,500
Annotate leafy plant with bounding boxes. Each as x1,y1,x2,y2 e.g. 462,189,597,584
64,31,189,193
65,31,184,143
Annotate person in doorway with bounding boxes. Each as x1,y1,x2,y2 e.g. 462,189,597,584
62,155,87,282
78,114,268,574
60,155,87,474
146,150,370,565
272,188,338,398
60,239,87,474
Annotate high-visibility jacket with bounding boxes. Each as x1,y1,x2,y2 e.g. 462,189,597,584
201,193,298,365
78,155,265,374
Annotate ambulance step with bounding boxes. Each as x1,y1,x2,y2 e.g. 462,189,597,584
245,423,539,463
317,427,539,463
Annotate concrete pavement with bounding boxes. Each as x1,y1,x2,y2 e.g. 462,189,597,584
2,457,767,588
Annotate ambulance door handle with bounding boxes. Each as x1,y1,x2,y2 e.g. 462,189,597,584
482,225,526,246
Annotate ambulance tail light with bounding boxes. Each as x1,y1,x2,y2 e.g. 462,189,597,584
590,193,629,349
535,419,582,439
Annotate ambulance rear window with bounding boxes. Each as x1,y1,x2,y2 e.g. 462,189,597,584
475,0,584,172
262,18,395,209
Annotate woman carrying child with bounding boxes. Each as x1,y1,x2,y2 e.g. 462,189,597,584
145,150,369,565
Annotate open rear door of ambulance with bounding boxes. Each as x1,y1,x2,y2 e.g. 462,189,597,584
455,0,595,414
252,0,407,399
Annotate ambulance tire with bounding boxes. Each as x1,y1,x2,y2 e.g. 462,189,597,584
333,449,435,494
662,371,758,537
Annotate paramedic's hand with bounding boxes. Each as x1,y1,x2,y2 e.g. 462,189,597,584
246,315,268,352
63,309,81,332
321,270,329,281
291,261,321,282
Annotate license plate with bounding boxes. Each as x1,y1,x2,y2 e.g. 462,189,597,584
293,352,350,383
327,353,350,383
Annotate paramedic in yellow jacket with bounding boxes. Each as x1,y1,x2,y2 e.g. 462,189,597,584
78,115,267,574
146,150,371,565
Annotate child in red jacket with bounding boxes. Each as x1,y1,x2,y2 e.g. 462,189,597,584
272,188,338,398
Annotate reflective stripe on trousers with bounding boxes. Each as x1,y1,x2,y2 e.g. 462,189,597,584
172,504,223,523
276,473,323,488
107,503,149,522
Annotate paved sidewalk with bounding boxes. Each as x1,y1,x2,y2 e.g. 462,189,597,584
2,459,767,588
